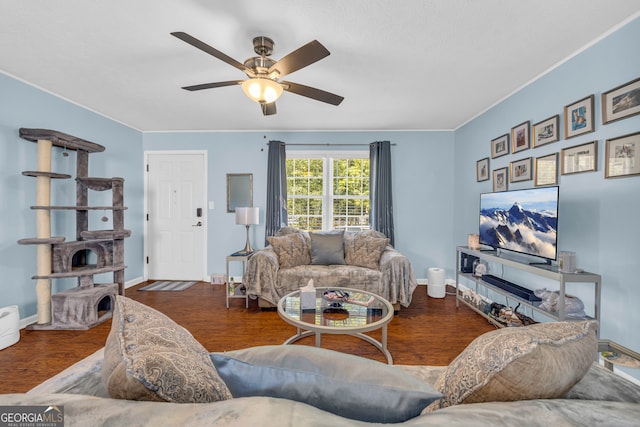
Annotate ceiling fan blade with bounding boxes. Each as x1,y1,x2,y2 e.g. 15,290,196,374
282,81,344,106
171,32,251,74
261,102,277,116
268,40,330,78
181,80,242,91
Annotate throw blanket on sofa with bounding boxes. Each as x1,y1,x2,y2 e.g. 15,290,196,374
244,228,418,307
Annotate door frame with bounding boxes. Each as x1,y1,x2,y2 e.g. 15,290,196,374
143,150,209,282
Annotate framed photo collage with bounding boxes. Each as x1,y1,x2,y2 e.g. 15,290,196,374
476,76,640,191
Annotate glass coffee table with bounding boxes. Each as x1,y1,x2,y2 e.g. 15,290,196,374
277,287,394,364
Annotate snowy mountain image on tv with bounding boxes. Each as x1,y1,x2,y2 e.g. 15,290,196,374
479,187,559,260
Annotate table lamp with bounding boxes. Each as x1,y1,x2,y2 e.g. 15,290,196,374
235,207,259,254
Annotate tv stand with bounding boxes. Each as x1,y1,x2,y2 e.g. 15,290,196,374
455,246,601,334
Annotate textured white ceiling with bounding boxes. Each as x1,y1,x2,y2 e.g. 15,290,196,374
1,0,639,132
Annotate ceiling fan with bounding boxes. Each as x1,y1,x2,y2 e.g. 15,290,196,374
171,32,344,116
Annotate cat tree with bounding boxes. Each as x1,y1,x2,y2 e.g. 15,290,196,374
17,128,130,330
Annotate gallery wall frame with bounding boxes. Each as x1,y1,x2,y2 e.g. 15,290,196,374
510,157,532,183
560,141,597,175
532,115,560,148
493,167,508,192
476,157,490,182
511,121,530,153
534,153,558,187
564,95,595,139
491,134,509,159
602,76,640,124
604,132,640,179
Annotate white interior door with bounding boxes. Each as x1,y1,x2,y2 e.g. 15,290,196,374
146,152,206,281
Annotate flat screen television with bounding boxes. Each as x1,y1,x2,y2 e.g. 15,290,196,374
479,186,559,263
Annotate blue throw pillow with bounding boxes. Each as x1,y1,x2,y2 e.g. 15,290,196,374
309,230,345,265
210,345,442,423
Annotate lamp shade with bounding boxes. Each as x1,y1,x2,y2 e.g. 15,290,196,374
241,78,283,104
236,207,259,225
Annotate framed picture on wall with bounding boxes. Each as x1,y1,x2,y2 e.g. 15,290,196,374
511,121,530,153
602,77,640,124
604,132,640,178
534,153,558,187
561,141,597,175
476,157,490,182
564,95,595,139
532,115,559,147
493,167,508,192
491,134,510,158
510,157,532,182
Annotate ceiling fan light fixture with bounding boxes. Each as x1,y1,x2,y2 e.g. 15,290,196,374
241,78,283,104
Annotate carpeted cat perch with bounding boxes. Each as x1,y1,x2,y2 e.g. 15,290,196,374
18,128,130,330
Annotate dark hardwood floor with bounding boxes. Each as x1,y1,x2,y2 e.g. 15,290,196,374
0,283,495,393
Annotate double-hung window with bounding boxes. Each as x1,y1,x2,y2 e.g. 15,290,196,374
286,151,370,232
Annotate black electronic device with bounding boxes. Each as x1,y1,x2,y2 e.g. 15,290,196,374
482,274,541,302
460,253,479,273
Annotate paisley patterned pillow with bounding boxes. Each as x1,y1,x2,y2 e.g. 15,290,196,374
267,233,311,268
102,296,232,403
425,320,597,411
344,233,389,269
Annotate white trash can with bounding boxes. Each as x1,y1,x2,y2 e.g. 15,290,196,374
0,305,20,350
427,268,446,298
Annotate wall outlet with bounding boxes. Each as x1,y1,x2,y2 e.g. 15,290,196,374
210,273,225,284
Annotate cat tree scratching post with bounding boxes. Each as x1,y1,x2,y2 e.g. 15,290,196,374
35,138,53,324
18,128,129,330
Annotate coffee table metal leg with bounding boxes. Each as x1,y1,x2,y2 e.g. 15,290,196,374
283,329,314,345
283,330,393,364
382,324,387,351
353,333,393,365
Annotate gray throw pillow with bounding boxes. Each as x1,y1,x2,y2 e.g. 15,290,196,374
267,233,311,268
344,233,389,269
424,320,598,412
210,345,442,423
102,296,232,403
309,230,345,265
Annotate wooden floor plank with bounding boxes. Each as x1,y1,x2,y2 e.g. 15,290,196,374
0,283,494,393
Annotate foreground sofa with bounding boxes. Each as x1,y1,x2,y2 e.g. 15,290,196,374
244,227,418,309
1,296,639,426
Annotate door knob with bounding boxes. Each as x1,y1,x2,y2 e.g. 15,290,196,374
192,221,202,227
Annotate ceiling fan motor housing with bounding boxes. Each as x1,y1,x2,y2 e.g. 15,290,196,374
253,36,274,56
243,56,277,77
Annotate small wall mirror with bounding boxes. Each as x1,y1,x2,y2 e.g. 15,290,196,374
227,173,253,212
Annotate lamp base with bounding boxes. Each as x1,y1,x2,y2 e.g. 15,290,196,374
235,225,254,255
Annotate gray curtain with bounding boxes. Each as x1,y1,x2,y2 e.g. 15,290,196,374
370,141,395,246
265,140,287,244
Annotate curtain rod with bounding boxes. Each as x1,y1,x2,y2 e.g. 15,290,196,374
268,143,396,146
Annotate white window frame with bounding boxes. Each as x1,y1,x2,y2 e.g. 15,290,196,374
287,150,369,231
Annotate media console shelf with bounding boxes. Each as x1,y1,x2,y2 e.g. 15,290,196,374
455,246,601,334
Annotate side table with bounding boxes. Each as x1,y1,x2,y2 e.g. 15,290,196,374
226,254,250,308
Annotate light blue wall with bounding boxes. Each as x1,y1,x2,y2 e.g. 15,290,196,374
2,16,638,370
143,131,456,278
454,17,640,361
0,73,144,322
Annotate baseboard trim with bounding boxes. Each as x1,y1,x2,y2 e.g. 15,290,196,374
125,276,145,290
